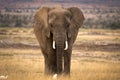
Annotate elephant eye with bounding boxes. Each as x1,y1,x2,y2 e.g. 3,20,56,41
50,23,54,28
66,23,70,27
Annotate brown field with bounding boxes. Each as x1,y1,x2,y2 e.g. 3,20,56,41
0,27,120,80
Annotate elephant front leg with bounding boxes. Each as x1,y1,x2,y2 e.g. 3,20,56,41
44,56,57,75
44,56,50,75
64,49,72,75
43,53,51,75
48,54,57,74
43,49,57,75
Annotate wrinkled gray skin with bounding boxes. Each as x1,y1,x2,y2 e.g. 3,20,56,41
34,6,84,75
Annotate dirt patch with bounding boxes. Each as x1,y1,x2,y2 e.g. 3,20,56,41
0,40,39,49
74,41,120,52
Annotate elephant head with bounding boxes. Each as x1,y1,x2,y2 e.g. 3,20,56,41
48,7,71,50
34,6,84,74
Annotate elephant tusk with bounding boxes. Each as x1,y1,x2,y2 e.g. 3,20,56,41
64,41,68,50
53,41,56,49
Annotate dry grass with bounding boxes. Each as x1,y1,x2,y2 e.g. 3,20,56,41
0,48,41,54
0,28,120,80
70,61,120,80
0,55,120,80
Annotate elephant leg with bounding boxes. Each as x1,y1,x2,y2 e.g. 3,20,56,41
41,50,50,75
43,54,50,75
48,53,57,74
64,49,72,75
44,54,57,75
42,49,57,75
44,57,49,74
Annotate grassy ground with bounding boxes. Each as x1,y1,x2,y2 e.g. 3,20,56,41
0,27,120,80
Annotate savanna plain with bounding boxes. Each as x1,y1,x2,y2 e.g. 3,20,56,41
0,28,120,80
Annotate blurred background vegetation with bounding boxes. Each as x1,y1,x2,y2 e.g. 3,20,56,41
0,0,120,29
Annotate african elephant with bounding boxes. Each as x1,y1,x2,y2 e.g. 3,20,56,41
34,6,84,75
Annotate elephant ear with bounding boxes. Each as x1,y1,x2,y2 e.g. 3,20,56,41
67,7,85,38
34,7,50,38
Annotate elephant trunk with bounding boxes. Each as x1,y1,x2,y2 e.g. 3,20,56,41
56,41,64,74
52,35,68,74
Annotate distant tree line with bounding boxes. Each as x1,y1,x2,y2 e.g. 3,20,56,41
83,7,120,29
0,7,120,29
0,13,34,27
84,17,120,29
